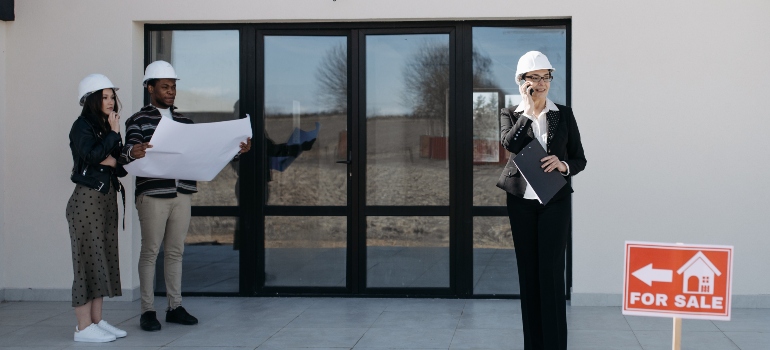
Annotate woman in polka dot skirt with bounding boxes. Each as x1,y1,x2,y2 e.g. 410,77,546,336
66,74,129,343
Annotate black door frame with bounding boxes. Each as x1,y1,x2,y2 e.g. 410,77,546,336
144,19,572,299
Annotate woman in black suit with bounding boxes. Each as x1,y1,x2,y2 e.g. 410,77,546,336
497,51,586,350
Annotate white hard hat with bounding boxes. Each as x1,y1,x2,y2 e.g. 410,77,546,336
78,74,119,106
143,60,179,86
515,51,555,85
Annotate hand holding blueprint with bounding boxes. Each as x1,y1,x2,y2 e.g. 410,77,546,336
124,115,253,181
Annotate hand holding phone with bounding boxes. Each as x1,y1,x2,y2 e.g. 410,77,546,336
525,81,534,95
518,81,537,116
519,81,534,98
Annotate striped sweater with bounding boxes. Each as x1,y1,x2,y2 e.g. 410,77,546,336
119,104,197,198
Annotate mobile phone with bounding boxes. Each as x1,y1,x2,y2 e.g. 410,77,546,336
523,82,533,95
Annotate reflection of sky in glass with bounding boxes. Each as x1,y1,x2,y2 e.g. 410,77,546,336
473,27,567,105
162,29,564,112
171,31,239,112
367,34,449,116
264,36,347,115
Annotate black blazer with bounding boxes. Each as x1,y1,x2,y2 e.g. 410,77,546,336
496,104,586,200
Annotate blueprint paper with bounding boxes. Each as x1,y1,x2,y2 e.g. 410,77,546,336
270,122,320,172
124,115,253,181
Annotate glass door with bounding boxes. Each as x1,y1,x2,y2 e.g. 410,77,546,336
261,34,350,289
360,31,455,292
259,30,457,294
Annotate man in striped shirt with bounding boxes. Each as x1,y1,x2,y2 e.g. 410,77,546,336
119,61,250,332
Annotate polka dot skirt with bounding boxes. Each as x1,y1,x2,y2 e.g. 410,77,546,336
66,184,122,307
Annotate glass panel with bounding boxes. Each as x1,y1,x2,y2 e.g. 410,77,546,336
473,216,518,295
149,30,241,206
155,217,239,293
366,34,450,206
264,36,348,206
265,216,346,287
471,26,567,206
367,216,449,288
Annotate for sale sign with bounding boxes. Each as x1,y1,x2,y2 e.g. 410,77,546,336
623,241,733,320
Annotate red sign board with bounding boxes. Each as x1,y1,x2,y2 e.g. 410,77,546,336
623,241,733,320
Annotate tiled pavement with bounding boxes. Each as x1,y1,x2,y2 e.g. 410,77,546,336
0,297,767,349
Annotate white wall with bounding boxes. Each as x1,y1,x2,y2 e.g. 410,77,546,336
2,0,768,304
2,2,144,299
569,0,770,306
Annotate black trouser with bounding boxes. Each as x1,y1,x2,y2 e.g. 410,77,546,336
507,193,571,350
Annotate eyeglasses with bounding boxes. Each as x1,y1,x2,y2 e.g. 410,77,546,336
523,75,554,83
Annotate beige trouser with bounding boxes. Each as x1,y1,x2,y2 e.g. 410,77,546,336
136,193,191,313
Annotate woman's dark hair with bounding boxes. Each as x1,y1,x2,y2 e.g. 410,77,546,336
80,89,121,135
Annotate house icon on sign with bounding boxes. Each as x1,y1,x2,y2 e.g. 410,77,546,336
676,251,721,295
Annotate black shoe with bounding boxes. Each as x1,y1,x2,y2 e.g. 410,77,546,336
140,311,162,331
166,306,198,325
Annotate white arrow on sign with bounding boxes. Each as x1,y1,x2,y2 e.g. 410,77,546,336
632,263,673,286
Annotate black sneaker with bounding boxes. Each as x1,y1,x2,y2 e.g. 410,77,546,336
166,306,198,325
140,311,162,332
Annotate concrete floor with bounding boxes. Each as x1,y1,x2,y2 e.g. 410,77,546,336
0,297,768,349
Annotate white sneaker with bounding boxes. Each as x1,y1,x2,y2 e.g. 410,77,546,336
74,323,117,343
97,319,127,338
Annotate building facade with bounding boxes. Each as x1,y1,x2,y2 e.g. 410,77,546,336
0,0,768,306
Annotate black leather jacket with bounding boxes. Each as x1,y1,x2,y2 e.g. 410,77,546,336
69,116,127,193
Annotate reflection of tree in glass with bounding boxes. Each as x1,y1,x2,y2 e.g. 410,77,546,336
471,47,501,141
402,40,450,128
315,41,498,126
315,43,347,114
472,48,497,89
473,94,499,140
402,42,498,136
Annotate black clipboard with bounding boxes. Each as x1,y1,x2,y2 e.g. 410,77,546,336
513,139,567,205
